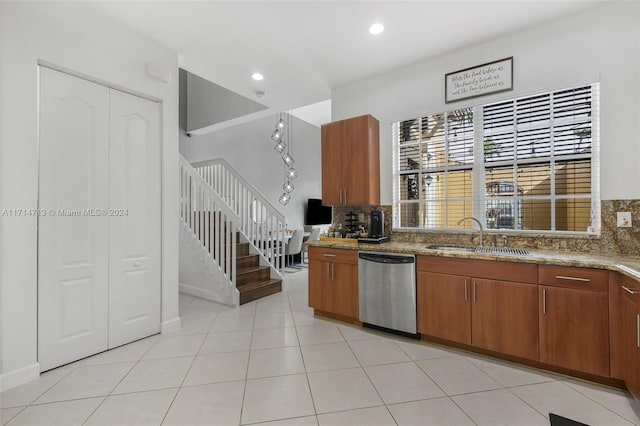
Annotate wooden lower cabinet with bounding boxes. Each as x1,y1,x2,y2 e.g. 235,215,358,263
417,272,471,344
472,279,539,360
539,285,609,377
308,247,359,320
417,272,538,360
621,281,640,397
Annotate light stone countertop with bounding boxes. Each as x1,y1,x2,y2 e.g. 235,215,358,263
308,240,640,281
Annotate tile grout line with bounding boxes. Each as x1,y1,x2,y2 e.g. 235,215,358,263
288,291,320,422
81,330,167,424
559,380,637,425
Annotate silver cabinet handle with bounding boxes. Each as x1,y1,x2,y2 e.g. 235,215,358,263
464,280,468,301
555,275,590,282
331,264,335,280
344,189,347,204
323,253,337,257
472,280,476,303
622,285,640,295
543,288,547,314
637,314,640,348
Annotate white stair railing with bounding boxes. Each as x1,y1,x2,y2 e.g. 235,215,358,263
179,155,239,304
192,158,286,272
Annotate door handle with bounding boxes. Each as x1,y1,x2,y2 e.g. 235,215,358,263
622,285,640,295
331,263,335,280
464,280,468,301
542,288,546,314
327,263,331,280
555,275,590,282
344,189,347,204
637,314,640,348
323,253,337,257
472,280,476,303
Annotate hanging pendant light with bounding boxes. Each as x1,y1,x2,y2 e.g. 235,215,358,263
271,129,282,141
286,167,298,180
276,118,286,129
283,181,294,193
278,192,291,205
274,140,287,153
282,153,295,166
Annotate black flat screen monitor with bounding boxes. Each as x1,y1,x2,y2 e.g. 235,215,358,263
306,199,332,225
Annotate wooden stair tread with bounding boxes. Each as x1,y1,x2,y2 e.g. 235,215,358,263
237,278,282,292
237,265,270,275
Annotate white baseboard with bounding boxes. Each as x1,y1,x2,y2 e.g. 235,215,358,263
0,363,40,392
160,317,182,334
179,282,228,305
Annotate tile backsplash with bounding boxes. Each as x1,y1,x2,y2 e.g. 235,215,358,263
333,200,640,257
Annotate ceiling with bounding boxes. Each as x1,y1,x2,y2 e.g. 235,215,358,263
86,0,606,128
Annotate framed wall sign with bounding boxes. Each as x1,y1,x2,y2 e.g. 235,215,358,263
445,57,513,103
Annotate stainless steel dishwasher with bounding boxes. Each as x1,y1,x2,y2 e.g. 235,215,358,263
358,251,418,338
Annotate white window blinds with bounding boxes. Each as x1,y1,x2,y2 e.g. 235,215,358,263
393,83,599,233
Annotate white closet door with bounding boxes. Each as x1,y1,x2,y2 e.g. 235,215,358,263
108,89,161,348
38,67,110,371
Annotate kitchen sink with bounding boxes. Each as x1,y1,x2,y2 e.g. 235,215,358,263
475,246,530,256
425,245,531,256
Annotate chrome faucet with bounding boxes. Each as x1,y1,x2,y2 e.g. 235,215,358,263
457,216,484,248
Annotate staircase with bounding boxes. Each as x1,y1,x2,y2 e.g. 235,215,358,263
236,242,282,304
179,155,284,306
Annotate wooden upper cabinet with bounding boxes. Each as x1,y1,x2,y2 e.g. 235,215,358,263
321,114,380,206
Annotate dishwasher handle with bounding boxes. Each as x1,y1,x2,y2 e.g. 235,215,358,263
358,252,415,264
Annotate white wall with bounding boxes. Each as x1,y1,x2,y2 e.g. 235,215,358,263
0,2,179,389
180,115,321,230
332,1,640,204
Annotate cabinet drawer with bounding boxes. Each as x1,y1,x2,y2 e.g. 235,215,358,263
309,246,358,264
538,265,608,292
417,255,537,283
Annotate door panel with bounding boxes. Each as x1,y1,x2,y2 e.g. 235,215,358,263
38,67,110,371
321,121,343,205
417,272,471,344
539,286,609,376
331,263,358,319
108,90,161,348
472,279,539,360
622,293,640,397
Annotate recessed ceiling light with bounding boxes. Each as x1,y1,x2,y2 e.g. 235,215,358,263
252,72,264,81
369,23,384,35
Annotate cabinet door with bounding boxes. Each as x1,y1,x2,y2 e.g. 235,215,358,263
308,260,327,310
321,121,343,205
539,286,609,376
417,272,471,344
330,262,359,319
622,292,640,397
472,279,538,360
342,115,379,206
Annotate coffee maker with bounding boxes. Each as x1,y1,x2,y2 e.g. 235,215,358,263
358,209,389,243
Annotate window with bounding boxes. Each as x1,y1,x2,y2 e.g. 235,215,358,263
393,83,599,233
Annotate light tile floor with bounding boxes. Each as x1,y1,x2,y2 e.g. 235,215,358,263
2,268,640,425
